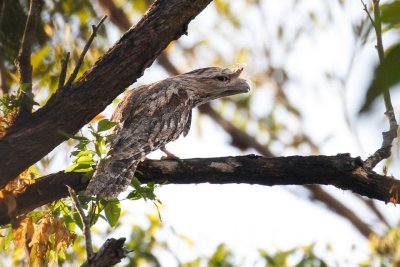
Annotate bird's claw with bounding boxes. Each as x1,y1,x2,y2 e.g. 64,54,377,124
161,147,183,162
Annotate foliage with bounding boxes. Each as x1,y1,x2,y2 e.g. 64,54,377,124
0,0,400,266
367,226,400,267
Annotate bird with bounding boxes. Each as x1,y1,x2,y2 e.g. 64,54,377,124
84,67,250,199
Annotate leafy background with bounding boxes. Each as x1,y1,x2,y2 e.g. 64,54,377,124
1,0,400,266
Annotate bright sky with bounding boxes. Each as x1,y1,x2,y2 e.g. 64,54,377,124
45,0,400,265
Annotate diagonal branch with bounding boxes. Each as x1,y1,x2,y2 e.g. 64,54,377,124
0,49,10,95
0,154,398,227
15,0,43,121
0,0,213,187
64,16,107,88
67,186,94,261
58,52,70,88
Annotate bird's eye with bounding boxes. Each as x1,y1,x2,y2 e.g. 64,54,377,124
215,76,229,82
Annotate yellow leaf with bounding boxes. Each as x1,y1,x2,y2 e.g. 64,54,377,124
90,113,105,123
12,218,28,248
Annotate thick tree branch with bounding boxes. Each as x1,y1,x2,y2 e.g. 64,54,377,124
15,0,43,120
0,154,398,226
0,0,212,187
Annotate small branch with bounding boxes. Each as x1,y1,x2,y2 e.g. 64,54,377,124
58,52,70,88
65,16,107,88
67,186,94,261
360,0,376,28
363,0,398,169
15,0,43,120
372,0,384,61
80,238,127,267
0,49,9,95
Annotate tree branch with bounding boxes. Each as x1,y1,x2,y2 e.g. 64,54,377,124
58,52,70,88
0,49,10,95
80,238,127,267
67,186,94,262
363,0,398,169
0,154,398,226
15,0,43,121
0,0,213,187
64,16,107,88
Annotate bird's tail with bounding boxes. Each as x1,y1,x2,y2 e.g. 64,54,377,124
85,157,139,199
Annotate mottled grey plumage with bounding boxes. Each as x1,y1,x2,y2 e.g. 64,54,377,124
85,67,250,199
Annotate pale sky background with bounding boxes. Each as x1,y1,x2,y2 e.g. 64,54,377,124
44,0,400,266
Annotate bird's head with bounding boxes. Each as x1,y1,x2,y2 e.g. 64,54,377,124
176,67,250,106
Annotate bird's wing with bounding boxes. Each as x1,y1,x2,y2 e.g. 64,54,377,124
107,80,192,162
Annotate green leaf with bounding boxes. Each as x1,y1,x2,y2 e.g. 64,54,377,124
65,163,93,172
75,150,96,157
381,1,400,25
4,230,13,250
64,214,76,232
74,155,95,163
104,200,121,227
73,211,84,230
58,129,90,141
97,119,118,132
130,176,142,190
31,45,51,70
94,138,106,157
360,43,400,112
127,190,142,200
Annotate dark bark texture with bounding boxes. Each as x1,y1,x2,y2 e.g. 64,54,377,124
0,154,398,226
0,0,212,187
80,238,127,267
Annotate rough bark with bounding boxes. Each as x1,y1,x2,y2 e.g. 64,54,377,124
1,154,398,226
80,238,127,267
0,0,212,187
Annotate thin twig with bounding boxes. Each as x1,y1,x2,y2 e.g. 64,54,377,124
65,16,107,88
0,49,9,95
363,0,398,169
360,0,376,28
58,52,70,88
15,0,43,120
67,185,94,261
